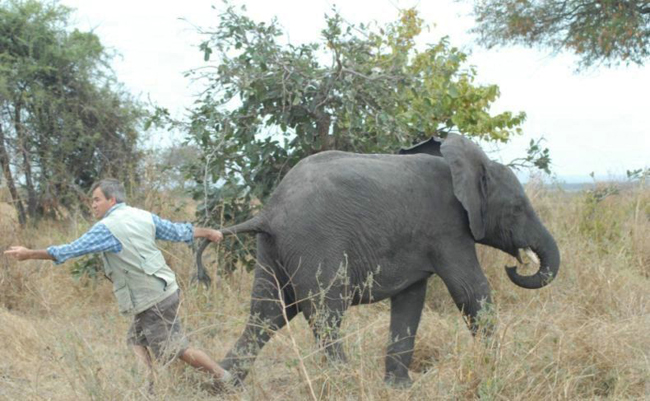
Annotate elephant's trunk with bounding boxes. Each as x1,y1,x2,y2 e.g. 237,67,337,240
505,227,560,289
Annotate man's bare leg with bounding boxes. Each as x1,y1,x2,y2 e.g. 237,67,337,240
132,345,155,393
179,347,230,381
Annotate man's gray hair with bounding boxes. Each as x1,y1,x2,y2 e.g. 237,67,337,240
91,178,126,203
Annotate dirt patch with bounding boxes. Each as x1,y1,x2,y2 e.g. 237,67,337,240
1,202,19,249
0,202,17,223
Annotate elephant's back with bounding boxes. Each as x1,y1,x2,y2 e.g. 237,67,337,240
263,151,455,232
281,150,448,186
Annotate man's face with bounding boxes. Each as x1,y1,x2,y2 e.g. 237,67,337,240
91,187,116,219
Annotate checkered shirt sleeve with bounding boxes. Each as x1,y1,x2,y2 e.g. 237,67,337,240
46,223,122,265
152,214,194,244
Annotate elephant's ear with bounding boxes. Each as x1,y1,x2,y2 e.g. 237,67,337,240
398,137,443,157
440,133,490,241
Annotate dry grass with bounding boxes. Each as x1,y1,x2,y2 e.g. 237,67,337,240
1,183,648,400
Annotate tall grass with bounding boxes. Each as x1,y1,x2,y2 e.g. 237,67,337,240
0,182,648,400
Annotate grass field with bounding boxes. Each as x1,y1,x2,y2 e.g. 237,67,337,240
1,182,648,400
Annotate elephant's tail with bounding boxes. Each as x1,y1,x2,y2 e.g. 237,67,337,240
195,216,266,286
219,215,266,236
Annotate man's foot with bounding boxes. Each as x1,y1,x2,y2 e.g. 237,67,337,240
203,379,234,395
204,370,237,395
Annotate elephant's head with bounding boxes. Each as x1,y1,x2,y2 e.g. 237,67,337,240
401,134,560,289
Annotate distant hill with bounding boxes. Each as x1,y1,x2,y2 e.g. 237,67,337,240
554,182,593,192
543,179,647,193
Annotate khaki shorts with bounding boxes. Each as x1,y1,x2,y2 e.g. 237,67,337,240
127,290,189,363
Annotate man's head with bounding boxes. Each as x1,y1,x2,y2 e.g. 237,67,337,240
90,179,126,219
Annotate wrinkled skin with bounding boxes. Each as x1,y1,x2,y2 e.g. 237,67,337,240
197,133,560,387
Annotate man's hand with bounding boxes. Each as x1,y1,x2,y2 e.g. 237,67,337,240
194,228,224,243
4,246,33,261
205,229,223,243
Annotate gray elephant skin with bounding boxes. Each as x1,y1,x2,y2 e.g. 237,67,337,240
197,133,560,387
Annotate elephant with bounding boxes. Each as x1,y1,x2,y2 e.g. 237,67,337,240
196,133,560,387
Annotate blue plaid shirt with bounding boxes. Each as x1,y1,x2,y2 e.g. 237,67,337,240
47,203,194,265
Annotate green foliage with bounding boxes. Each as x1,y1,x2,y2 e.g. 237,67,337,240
468,0,650,69
579,184,622,249
70,254,102,283
183,5,526,269
626,167,649,181
0,0,144,224
508,137,552,174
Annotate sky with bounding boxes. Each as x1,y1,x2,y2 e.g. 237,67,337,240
60,0,649,182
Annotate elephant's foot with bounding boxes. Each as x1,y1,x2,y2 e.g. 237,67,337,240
384,372,413,388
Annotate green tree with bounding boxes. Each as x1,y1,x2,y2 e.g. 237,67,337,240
468,0,650,69
0,0,144,224
180,6,527,270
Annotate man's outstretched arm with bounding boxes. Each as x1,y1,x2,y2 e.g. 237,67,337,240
4,224,121,264
4,246,55,262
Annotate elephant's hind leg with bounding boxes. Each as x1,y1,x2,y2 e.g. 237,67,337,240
219,261,298,383
384,279,427,387
302,296,348,363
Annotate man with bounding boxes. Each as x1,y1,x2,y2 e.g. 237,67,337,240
4,178,231,392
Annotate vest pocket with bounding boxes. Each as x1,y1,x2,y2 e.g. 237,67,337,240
113,278,134,314
140,252,165,275
140,252,175,290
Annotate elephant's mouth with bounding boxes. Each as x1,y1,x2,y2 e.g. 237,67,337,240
515,247,540,266
505,241,560,289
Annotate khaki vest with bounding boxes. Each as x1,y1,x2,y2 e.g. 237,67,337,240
100,204,178,315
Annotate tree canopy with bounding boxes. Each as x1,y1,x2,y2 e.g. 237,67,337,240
177,6,528,269
0,0,144,224
468,0,650,69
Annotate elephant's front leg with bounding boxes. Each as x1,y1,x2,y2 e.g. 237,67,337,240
437,245,494,337
385,279,427,387
220,264,298,383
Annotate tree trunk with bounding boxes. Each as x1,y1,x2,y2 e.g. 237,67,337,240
0,124,27,226
316,111,332,152
14,101,38,219
35,103,57,218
